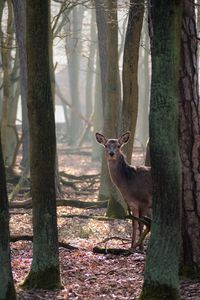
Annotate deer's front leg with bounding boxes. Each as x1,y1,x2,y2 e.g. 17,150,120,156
130,207,139,249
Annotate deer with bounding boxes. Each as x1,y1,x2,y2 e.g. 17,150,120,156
95,131,152,250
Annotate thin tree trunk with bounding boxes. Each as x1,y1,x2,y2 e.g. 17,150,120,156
12,0,29,169
92,48,103,161
120,0,144,164
95,0,108,110
0,0,16,168
85,9,96,121
136,12,150,150
67,5,84,145
0,133,17,300
95,0,126,218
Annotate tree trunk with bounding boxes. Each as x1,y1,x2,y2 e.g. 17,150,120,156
120,0,144,164
12,0,29,169
179,0,200,278
94,0,108,109
140,1,182,299
22,0,62,289
95,0,126,218
85,9,96,121
0,134,17,300
67,5,84,145
92,48,103,161
0,0,18,168
136,12,150,150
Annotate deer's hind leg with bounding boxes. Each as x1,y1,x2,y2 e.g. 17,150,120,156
138,211,144,251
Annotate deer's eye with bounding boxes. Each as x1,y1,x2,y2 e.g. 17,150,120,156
117,145,120,148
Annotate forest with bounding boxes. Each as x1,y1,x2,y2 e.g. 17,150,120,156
1,0,200,299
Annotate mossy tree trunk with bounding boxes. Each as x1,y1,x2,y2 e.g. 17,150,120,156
179,0,200,278
22,0,62,290
0,134,17,300
140,1,182,299
95,0,126,218
120,0,144,164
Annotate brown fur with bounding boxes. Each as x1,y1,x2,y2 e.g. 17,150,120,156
96,131,152,249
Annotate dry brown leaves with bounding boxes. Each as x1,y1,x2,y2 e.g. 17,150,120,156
9,146,200,299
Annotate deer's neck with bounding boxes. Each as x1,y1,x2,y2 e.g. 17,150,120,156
108,153,134,184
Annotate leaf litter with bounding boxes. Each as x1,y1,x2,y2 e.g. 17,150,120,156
9,145,200,299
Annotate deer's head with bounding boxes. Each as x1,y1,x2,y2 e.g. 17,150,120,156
95,132,130,160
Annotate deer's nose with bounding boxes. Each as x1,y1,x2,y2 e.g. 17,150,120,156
109,151,114,157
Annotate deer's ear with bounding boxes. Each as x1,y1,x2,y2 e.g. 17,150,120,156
95,133,107,146
118,131,130,146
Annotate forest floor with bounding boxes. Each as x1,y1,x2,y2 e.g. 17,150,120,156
8,143,200,300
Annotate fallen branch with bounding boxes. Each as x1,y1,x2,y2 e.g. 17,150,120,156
59,171,100,181
61,213,152,227
10,198,32,209
60,177,78,190
61,214,116,221
93,227,151,255
10,235,78,250
9,198,108,209
93,247,134,255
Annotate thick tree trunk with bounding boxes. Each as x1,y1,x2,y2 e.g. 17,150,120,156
179,0,200,278
0,135,17,300
22,0,62,289
140,1,182,299
120,0,144,164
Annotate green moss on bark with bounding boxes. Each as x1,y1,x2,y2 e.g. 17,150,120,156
139,284,180,300
25,0,62,290
21,266,63,290
106,195,127,218
0,282,17,300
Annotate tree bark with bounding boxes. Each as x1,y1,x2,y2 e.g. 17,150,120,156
136,12,150,150
179,0,200,278
120,0,144,163
66,5,84,145
85,9,96,121
0,0,18,168
12,0,29,169
92,48,103,161
21,0,62,290
95,0,126,218
94,0,108,110
140,1,182,299
0,134,17,300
